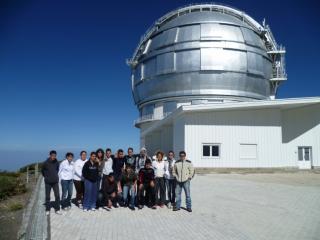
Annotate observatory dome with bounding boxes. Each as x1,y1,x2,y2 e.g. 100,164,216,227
128,4,286,125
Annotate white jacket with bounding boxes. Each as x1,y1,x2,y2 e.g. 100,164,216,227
59,159,74,180
152,160,168,178
102,157,113,175
73,158,87,181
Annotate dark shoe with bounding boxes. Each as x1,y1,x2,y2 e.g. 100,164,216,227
187,208,192,212
173,207,180,211
129,206,135,211
151,205,157,209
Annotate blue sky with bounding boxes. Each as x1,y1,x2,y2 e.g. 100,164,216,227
0,0,319,171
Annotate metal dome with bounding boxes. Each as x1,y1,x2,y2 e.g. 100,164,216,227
128,4,286,125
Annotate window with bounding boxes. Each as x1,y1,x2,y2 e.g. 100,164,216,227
202,144,220,158
298,147,312,161
240,144,257,159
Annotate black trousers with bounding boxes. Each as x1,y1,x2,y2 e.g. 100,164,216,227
138,183,155,206
45,182,60,211
155,177,166,205
166,178,176,204
74,180,84,205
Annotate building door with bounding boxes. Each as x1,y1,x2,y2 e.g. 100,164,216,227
298,147,312,169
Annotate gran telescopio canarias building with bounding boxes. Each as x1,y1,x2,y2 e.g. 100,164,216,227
127,3,320,169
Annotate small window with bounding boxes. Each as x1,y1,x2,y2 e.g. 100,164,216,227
212,145,219,157
202,144,220,158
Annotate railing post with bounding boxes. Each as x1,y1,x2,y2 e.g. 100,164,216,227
26,167,29,184
35,163,38,180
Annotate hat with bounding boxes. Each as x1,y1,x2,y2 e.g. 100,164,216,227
140,147,147,152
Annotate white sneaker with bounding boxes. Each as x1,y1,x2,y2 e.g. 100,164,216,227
55,210,62,215
167,203,172,209
91,208,96,211
45,211,50,216
83,209,88,212
79,204,83,209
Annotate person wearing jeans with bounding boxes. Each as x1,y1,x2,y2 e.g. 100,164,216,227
82,152,99,211
59,152,74,210
173,151,195,212
165,150,176,208
42,150,61,215
121,165,137,210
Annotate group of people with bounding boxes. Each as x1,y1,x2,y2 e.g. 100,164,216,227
41,147,195,215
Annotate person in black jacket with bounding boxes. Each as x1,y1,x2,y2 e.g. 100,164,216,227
41,150,61,215
82,152,99,211
102,173,118,209
138,159,156,209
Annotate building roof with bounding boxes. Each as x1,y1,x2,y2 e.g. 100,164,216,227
141,97,320,136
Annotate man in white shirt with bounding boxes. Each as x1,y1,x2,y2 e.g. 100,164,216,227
152,151,168,208
101,148,114,190
59,152,74,210
73,151,87,207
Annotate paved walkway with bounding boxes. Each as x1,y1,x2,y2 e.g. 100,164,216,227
50,173,320,240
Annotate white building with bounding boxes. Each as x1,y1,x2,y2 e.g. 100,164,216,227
139,98,320,169
128,4,320,169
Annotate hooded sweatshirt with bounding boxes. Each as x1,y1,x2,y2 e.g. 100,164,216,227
82,160,99,182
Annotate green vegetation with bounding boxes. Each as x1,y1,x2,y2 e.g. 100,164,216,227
0,172,27,201
9,202,24,211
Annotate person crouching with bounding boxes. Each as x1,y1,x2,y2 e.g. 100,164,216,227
138,159,156,209
121,164,137,210
103,173,118,209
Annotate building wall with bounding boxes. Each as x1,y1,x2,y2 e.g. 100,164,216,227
173,116,185,156
183,108,284,168
281,104,320,167
143,124,174,157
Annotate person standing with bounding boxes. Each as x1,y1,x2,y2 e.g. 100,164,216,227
101,148,113,189
82,152,99,211
73,151,87,207
59,152,74,210
152,151,167,208
173,151,195,212
125,147,136,171
42,150,61,215
165,150,176,209
135,147,151,174
121,164,137,210
138,159,156,209
112,149,126,206
95,148,105,190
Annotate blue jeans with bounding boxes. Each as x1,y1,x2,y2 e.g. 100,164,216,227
123,185,136,207
175,180,191,209
61,179,73,209
83,179,97,210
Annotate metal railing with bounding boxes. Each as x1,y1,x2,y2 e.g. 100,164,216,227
134,112,172,125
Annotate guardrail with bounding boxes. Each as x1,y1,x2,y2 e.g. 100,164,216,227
134,112,172,125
